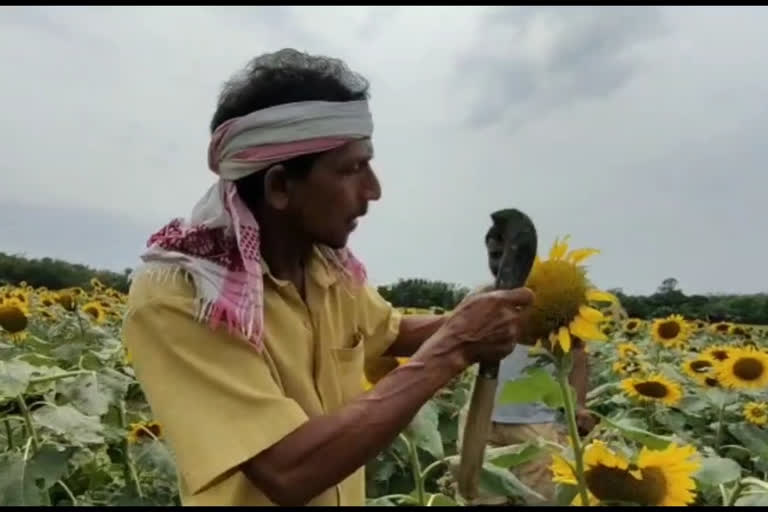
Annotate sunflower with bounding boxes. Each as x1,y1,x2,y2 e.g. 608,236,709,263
551,441,699,506
702,345,732,362
729,325,749,338
710,322,732,336
622,318,644,335
0,297,30,341
682,355,716,381
743,402,768,426
690,319,707,332
651,315,690,349
621,374,683,407
612,359,647,377
81,301,107,324
617,342,640,359
523,236,614,353
715,347,768,390
127,421,163,443
54,291,77,312
38,292,57,308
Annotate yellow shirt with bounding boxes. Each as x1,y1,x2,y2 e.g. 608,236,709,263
122,247,402,506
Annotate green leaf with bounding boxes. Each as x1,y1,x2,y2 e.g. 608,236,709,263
404,401,444,459
477,461,545,502
26,444,71,491
131,441,176,477
735,493,768,506
594,413,673,449
56,374,110,416
728,423,768,461
365,496,398,506
32,404,104,446
555,483,579,506
0,359,39,398
498,368,563,409
487,442,545,470
693,456,742,486
677,395,711,415
426,493,459,506
0,451,43,505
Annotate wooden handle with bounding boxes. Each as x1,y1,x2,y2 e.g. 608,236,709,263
457,369,498,500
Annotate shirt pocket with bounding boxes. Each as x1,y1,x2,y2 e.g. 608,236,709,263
330,329,366,404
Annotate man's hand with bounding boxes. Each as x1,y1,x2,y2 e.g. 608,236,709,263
575,407,597,435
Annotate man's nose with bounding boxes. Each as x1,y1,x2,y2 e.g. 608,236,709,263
363,169,382,201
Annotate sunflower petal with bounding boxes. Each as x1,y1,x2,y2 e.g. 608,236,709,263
586,289,617,304
549,235,571,260
579,305,605,323
570,316,608,342
558,326,572,352
567,248,600,265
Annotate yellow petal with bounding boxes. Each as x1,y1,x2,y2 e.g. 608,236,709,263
549,235,571,260
629,469,643,480
558,326,572,352
570,316,608,342
567,248,600,265
579,305,605,323
586,289,617,304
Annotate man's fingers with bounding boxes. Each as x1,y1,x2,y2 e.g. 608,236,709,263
486,287,535,308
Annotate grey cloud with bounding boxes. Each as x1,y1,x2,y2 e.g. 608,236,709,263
459,6,667,128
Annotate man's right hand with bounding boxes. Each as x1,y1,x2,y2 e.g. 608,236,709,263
414,287,535,372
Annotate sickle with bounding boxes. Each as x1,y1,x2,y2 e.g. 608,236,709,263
457,208,537,501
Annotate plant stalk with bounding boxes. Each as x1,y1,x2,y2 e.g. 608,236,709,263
118,400,144,499
407,437,426,505
16,395,40,453
715,400,727,455
557,367,590,507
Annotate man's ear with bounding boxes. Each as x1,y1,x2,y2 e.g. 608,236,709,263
263,164,290,210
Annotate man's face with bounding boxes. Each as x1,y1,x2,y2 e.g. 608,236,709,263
486,227,503,279
287,139,381,249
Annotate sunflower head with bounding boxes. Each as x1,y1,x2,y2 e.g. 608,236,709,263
651,315,690,348
127,420,163,443
617,342,640,359
522,236,612,353
682,355,716,381
613,359,647,377
0,297,30,336
729,325,749,338
552,441,699,506
621,374,683,406
81,301,107,325
702,345,732,362
711,322,732,335
744,402,768,426
622,318,644,335
716,347,768,390
55,291,78,311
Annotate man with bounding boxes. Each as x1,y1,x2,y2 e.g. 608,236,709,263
122,49,534,507
457,222,595,506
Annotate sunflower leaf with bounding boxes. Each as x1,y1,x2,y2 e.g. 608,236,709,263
592,412,673,449
404,401,443,459
727,424,768,461
0,359,41,398
32,404,104,446
735,493,768,507
487,442,545,469
478,460,545,501
693,456,742,486
498,368,563,409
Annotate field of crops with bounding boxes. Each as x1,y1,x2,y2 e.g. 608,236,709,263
1,265,768,506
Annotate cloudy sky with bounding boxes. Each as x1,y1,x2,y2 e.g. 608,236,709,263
2,6,766,295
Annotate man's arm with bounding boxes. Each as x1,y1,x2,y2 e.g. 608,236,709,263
383,315,447,357
242,346,461,505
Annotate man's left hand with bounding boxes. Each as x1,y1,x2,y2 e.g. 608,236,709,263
575,407,597,435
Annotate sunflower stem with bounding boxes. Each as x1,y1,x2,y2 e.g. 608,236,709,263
404,434,426,505
726,479,745,506
118,400,144,499
16,395,40,453
557,362,590,507
28,370,93,386
714,400,727,455
4,419,13,450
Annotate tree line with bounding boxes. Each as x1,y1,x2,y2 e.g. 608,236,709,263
1,253,766,325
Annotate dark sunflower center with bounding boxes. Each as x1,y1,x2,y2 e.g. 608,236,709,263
0,306,28,333
84,307,100,319
712,350,729,361
751,407,766,418
732,327,746,336
658,321,680,339
627,321,638,330
586,465,667,505
634,381,669,398
690,360,713,373
716,324,729,333
733,358,765,381
705,377,719,387
138,424,162,439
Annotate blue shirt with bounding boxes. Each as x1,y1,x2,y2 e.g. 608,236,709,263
491,344,558,424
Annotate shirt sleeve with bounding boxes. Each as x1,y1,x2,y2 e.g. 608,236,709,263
123,294,308,496
356,284,402,362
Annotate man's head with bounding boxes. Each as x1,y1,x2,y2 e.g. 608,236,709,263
212,49,381,249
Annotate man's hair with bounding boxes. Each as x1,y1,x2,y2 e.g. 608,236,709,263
210,48,370,205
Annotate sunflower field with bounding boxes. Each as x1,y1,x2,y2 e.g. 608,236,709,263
2,237,768,506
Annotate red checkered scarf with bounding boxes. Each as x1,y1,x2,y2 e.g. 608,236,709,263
137,100,372,351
